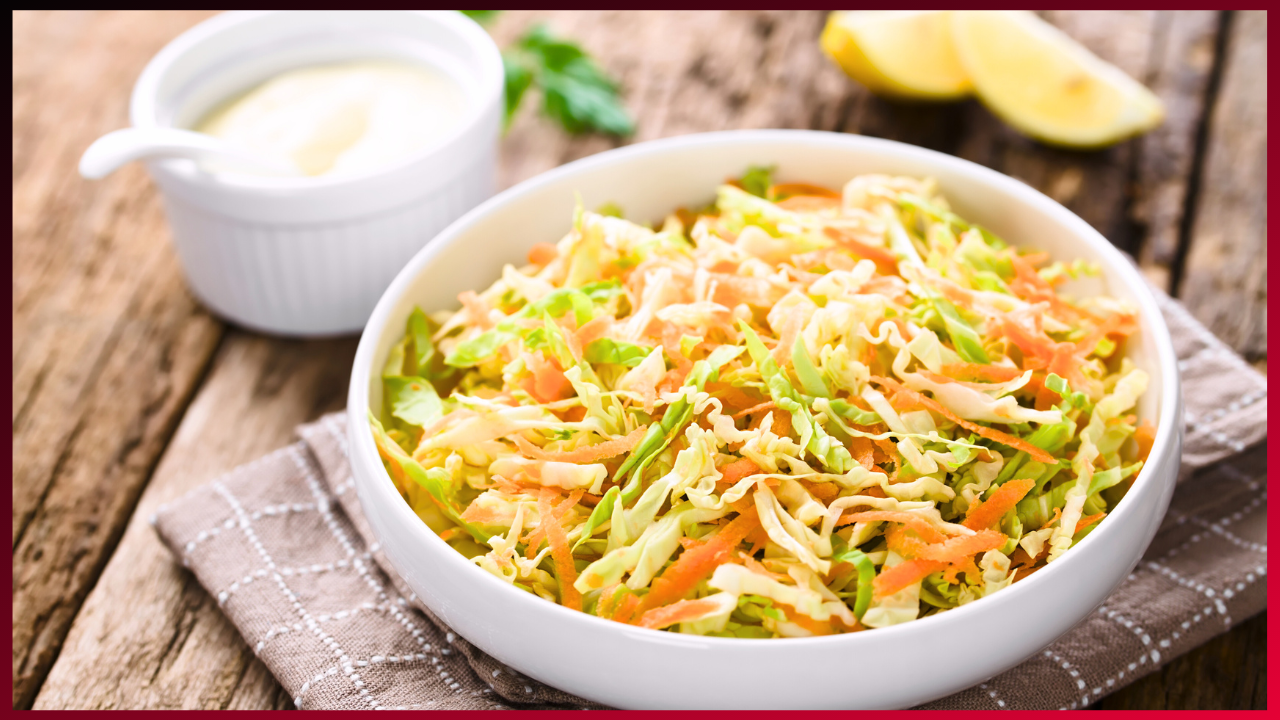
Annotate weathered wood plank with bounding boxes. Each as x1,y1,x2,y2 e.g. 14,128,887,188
1132,12,1222,291
1176,11,1267,360
11,10,224,709
33,332,356,709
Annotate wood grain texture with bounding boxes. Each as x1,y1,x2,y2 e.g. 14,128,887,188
32,333,356,709
11,10,223,709
488,10,1165,263
18,10,1264,711
1176,11,1267,360
1133,12,1222,291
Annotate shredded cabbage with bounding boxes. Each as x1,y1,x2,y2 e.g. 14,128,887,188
372,169,1151,637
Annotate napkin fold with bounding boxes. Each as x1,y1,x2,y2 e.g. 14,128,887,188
152,291,1266,710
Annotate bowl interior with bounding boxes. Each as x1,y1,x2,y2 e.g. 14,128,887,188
363,132,1165,429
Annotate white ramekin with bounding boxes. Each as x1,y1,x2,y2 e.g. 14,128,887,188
347,130,1183,709
130,11,503,336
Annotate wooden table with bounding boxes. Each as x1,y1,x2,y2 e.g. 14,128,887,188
14,10,1267,710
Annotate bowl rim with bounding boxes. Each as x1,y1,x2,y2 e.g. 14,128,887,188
347,128,1182,647
129,9,503,192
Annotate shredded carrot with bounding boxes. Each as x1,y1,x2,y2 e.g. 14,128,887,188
847,436,877,471
458,290,493,330
732,400,777,420
871,437,897,465
873,559,948,598
884,524,929,558
1047,507,1063,530
823,226,899,275
745,525,771,557
1073,311,1137,356
639,507,761,613
1027,374,1062,411
636,597,728,630
528,242,559,266
776,195,842,212
997,314,1063,368
595,583,621,618
836,511,947,544
792,248,857,271
459,503,509,526
1008,253,1112,326
775,604,836,635
916,529,1006,563
870,376,1057,465
522,351,572,404
941,362,1025,383
537,488,582,611
964,478,1036,531
610,593,642,624
716,457,762,487
708,383,765,415
1008,253,1053,293
678,536,706,552
574,315,613,348
799,480,839,503
1013,565,1044,583
1008,546,1036,570
1075,513,1106,535
557,405,587,423
1134,419,1156,462
769,409,793,438
918,370,1032,395
942,556,982,584
770,307,807,365
514,426,646,464
708,273,784,308
524,489,584,560
769,182,841,200
657,366,687,395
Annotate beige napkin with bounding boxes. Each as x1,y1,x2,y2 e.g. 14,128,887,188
152,291,1266,710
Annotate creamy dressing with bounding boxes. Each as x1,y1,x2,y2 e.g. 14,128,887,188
194,60,467,178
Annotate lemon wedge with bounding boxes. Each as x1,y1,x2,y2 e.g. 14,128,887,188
951,11,1165,148
821,11,971,101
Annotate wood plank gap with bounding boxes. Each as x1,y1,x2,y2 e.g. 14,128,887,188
1167,10,1233,297
1122,12,1173,269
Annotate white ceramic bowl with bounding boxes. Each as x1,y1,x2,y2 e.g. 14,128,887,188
346,130,1182,709
129,10,503,336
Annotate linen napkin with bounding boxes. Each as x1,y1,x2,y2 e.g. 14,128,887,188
152,291,1266,710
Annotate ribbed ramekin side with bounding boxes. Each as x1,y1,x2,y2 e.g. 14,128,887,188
160,151,495,336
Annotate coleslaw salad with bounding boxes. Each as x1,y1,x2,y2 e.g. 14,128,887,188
369,168,1152,638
